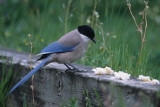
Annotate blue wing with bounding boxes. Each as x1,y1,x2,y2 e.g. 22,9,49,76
37,42,77,55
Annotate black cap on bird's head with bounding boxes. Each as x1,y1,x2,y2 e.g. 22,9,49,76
78,25,96,43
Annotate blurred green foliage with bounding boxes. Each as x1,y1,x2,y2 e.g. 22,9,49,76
0,64,16,106
0,0,160,106
0,0,160,78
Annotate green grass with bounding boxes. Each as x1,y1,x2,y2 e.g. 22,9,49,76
0,64,16,106
61,98,79,107
0,0,160,79
0,1,160,106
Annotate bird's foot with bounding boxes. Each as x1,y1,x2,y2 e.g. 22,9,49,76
64,63,86,72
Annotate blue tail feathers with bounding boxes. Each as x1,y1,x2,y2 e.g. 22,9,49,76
8,56,51,95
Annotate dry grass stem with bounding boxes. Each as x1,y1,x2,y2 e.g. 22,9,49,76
127,0,149,66
28,34,35,106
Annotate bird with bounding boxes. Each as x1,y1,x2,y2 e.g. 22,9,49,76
8,25,96,95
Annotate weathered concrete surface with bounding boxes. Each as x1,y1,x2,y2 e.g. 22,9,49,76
0,47,160,107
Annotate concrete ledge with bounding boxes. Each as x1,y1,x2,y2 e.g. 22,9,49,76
0,47,160,107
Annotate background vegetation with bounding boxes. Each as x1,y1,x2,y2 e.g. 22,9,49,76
0,0,160,79
0,0,160,106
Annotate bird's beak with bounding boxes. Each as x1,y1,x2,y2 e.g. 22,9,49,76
92,38,96,43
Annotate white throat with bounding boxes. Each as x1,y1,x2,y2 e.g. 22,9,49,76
80,34,90,43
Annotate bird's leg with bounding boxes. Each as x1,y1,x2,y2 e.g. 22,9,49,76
64,63,86,72
66,63,80,71
64,63,72,70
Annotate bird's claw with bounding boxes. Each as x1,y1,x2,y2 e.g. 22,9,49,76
64,63,87,72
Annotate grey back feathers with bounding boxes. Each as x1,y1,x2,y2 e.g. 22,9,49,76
58,29,80,47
